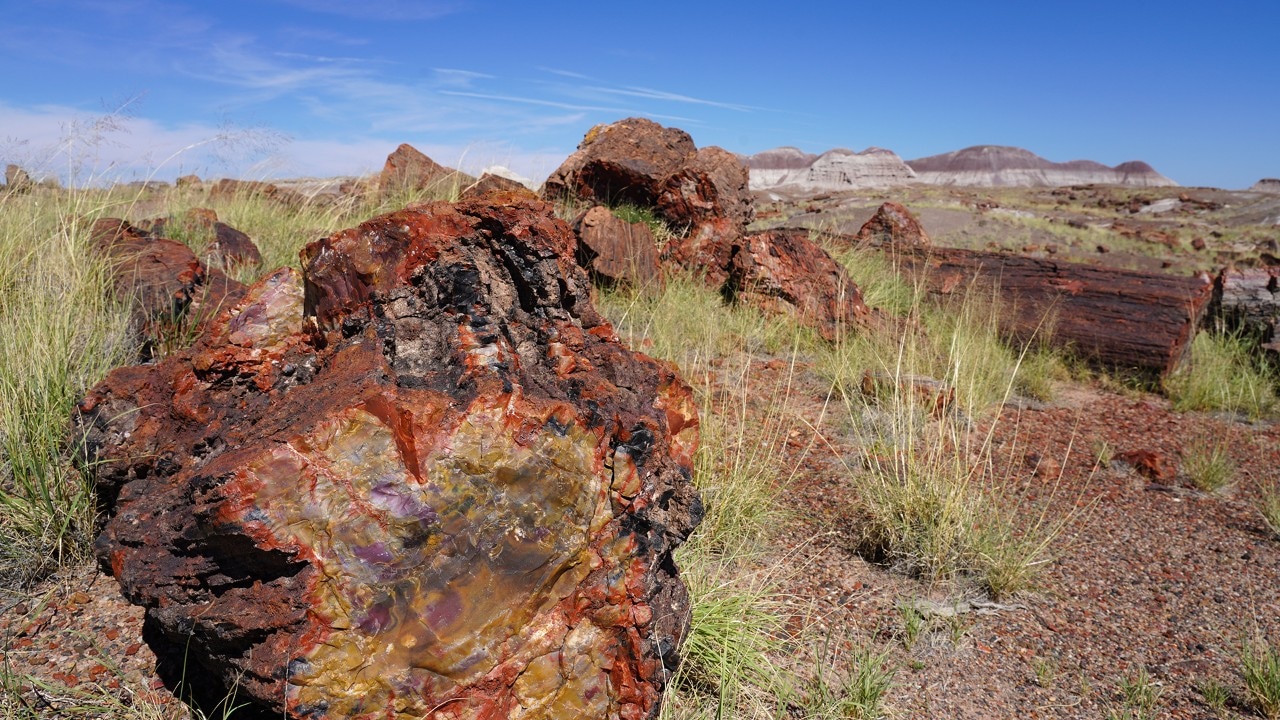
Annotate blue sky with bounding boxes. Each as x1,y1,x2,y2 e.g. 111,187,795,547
2,0,1276,188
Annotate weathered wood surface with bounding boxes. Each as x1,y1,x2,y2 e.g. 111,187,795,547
1213,266,1280,349
888,246,1215,375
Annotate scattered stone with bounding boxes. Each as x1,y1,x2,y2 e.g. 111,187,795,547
458,171,536,201
572,205,662,289
5,164,34,193
854,201,932,247
1115,449,1177,483
146,208,263,270
1192,237,1207,251
209,178,306,208
175,174,202,188
862,370,955,417
124,180,170,192
90,218,246,360
542,117,753,242
1024,452,1063,479
378,143,471,195
727,228,873,341
78,195,702,719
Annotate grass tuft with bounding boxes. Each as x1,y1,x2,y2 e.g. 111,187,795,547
0,193,135,588
1164,331,1277,419
1182,437,1236,493
1243,639,1280,718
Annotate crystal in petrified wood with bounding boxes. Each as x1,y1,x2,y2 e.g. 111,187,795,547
77,196,702,719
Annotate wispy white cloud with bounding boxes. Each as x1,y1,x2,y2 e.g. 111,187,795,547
270,0,464,21
537,67,594,81
590,86,759,112
432,68,495,87
438,90,632,114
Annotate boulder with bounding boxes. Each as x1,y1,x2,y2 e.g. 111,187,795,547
665,227,872,340
854,202,932,247
543,118,695,208
90,218,247,359
542,118,753,239
77,196,702,719
459,172,537,201
379,143,471,194
5,164,34,193
728,228,874,341
572,206,661,288
656,146,753,232
210,178,306,208
146,208,263,270
176,174,202,188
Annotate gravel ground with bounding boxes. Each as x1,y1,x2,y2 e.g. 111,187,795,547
3,366,1278,719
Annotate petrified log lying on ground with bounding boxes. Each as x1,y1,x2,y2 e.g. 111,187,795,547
892,246,1214,375
1213,266,1280,352
77,196,702,719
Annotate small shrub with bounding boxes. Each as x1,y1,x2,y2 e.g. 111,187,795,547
1243,639,1280,718
1198,678,1230,714
1258,481,1280,539
1164,331,1277,419
840,647,897,720
610,203,677,247
1116,667,1163,719
1182,438,1236,493
1032,657,1057,688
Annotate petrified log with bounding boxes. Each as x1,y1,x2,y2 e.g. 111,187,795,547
572,206,662,289
891,246,1213,375
77,196,702,719
1212,266,1280,348
90,218,247,359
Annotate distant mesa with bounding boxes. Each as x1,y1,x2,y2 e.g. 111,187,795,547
906,145,1178,188
747,146,917,192
747,143,1177,192
1251,178,1280,193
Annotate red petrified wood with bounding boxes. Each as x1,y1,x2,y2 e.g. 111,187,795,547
893,246,1213,375
77,196,702,719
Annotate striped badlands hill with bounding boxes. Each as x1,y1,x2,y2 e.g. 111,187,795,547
907,145,1177,187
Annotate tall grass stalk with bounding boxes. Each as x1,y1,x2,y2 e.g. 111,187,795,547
1164,331,1277,419
0,191,134,588
821,251,1075,596
1243,638,1280,719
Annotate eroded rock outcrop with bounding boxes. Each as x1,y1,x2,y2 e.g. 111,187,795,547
907,145,1178,187
77,196,701,720
1251,178,1280,194
210,178,307,208
748,147,918,192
